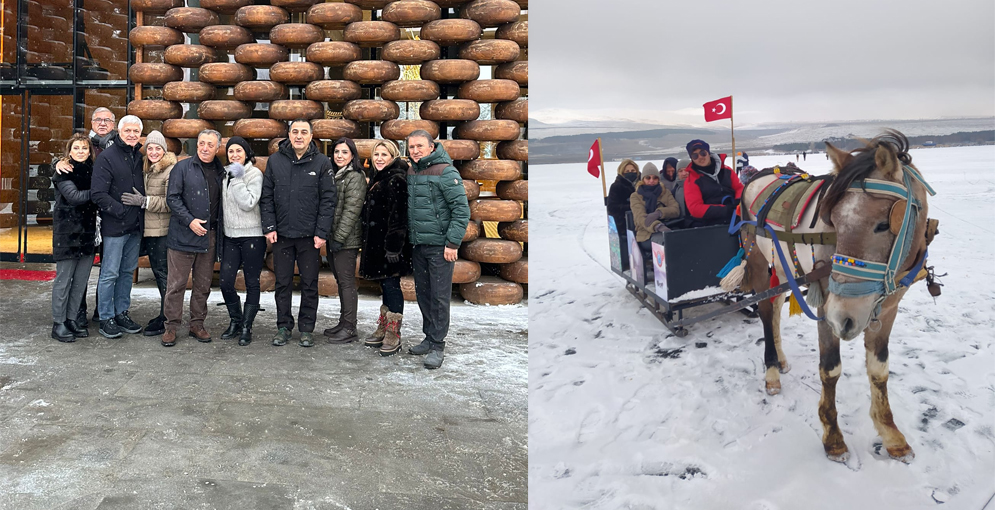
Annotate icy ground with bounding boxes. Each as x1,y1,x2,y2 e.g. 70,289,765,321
528,146,995,509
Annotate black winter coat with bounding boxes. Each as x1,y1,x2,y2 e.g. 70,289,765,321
166,155,225,253
51,158,98,261
90,135,145,238
359,158,412,280
607,174,636,232
260,140,337,240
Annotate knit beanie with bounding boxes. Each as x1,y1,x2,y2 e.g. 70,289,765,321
677,158,691,172
641,161,660,179
145,130,166,150
226,136,255,163
686,139,710,156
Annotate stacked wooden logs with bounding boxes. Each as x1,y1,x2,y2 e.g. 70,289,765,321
127,0,527,304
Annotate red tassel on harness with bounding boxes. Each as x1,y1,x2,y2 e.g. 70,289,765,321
769,266,779,303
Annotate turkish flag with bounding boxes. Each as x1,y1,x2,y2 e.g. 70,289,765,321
587,139,602,178
703,96,732,122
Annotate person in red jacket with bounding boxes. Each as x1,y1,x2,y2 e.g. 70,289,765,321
682,139,743,228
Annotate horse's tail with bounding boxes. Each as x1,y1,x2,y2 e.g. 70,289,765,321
720,185,757,292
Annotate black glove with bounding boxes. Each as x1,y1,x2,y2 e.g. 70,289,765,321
385,251,400,264
120,187,145,207
644,210,663,226
330,240,343,252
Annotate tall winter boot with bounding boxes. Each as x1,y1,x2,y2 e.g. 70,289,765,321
221,297,243,339
379,311,403,357
239,302,260,346
364,305,389,348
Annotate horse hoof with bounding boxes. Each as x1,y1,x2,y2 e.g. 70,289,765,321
779,362,791,374
888,446,915,463
826,449,850,463
765,381,781,395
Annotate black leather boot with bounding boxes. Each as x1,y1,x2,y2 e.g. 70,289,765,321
221,297,243,339
64,319,88,338
239,302,260,346
52,322,75,343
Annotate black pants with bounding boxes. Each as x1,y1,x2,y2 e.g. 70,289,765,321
380,276,403,314
412,245,453,347
143,236,169,317
328,248,359,330
273,236,320,333
219,236,266,306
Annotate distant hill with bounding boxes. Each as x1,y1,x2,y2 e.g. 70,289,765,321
528,117,995,164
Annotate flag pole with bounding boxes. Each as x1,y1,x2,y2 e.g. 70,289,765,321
598,137,607,198
729,96,736,172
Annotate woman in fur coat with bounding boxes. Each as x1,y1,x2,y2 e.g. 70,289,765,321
358,139,411,356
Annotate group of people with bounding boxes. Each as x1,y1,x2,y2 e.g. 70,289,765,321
49,109,470,370
606,139,744,253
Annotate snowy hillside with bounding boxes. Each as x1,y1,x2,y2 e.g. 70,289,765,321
528,146,995,509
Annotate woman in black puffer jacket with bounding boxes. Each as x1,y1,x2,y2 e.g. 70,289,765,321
358,140,411,356
50,133,99,342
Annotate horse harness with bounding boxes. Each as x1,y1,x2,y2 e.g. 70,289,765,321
736,165,940,321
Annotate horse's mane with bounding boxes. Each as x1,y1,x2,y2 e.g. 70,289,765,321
819,129,912,226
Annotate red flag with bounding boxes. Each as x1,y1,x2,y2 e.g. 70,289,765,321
703,96,732,122
587,139,602,178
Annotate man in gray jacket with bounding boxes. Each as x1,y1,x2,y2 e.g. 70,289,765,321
404,130,470,369
161,129,225,347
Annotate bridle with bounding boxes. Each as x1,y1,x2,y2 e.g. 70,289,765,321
828,164,936,312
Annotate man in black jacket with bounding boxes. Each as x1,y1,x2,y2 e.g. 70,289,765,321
90,115,146,338
260,119,337,348
160,129,226,347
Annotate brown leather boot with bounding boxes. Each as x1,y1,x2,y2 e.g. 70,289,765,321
364,305,389,348
161,328,176,347
379,312,402,357
189,325,211,343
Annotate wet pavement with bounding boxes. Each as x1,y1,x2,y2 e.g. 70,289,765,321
0,267,527,509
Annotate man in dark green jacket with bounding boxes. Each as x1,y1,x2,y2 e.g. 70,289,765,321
405,130,470,369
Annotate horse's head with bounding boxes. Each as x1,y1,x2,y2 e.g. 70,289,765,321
819,130,932,340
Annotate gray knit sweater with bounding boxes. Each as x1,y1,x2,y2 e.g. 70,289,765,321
222,162,264,238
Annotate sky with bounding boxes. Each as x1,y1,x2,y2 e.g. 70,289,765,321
529,0,995,127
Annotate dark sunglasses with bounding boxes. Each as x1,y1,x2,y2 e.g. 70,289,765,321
691,150,709,158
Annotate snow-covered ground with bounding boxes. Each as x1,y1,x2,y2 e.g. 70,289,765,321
528,145,995,509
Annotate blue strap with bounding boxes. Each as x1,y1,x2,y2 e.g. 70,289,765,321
827,278,883,298
899,247,928,288
728,210,824,321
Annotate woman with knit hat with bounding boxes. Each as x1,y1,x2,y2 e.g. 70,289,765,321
682,139,743,228
628,161,680,251
218,136,266,345
135,130,176,336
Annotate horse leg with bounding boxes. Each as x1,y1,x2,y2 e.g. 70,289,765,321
863,295,914,463
771,294,790,374
817,312,848,461
746,250,782,395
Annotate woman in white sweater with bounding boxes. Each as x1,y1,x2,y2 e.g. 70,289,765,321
218,137,265,346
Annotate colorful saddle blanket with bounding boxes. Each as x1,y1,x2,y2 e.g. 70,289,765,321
748,175,825,229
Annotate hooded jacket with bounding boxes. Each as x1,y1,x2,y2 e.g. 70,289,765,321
360,157,412,280
629,182,680,242
260,139,337,240
143,151,176,238
331,162,367,250
607,159,639,231
52,158,98,261
166,154,225,253
684,154,743,228
90,134,145,238
406,143,470,248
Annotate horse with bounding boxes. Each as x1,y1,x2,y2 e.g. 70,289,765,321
731,130,936,463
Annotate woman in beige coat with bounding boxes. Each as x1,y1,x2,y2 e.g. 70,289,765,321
139,130,176,336
629,162,680,251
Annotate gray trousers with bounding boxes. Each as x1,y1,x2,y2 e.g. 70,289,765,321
52,257,94,323
412,245,454,348
328,248,359,331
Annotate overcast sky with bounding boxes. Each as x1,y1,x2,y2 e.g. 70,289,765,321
530,0,995,126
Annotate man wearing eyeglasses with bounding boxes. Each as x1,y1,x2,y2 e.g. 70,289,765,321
682,139,743,228
51,107,120,326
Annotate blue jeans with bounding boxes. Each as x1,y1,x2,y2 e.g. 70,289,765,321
98,233,141,320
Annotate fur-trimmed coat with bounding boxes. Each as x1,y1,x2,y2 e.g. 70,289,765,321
143,152,176,237
359,158,412,280
52,158,98,261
